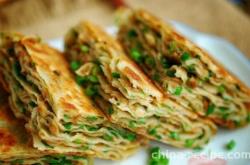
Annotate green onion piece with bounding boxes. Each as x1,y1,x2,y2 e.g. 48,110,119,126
73,139,82,144
148,128,157,136
149,147,169,165
168,41,176,54
173,86,182,96
124,132,137,142
247,113,250,123
76,75,88,85
88,75,99,83
63,123,72,130
127,29,137,38
107,107,114,115
85,125,100,131
166,69,176,77
161,57,170,68
193,146,203,152
85,85,98,97
111,72,120,79
29,101,37,108
10,159,24,164
103,134,113,141
185,139,194,148
130,48,143,63
181,52,190,62
169,132,180,140
186,64,196,75
80,45,89,53
129,120,136,128
225,140,236,151
70,60,81,71
152,73,161,82
206,103,215,116
92,65,101,75
145,56,155,68
86,116,98,121
218,84,226,94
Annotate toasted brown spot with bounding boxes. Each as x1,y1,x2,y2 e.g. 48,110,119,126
123,66,142,82
0,129,16,152
172,31,185,41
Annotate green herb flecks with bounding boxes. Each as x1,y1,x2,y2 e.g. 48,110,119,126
86,116,98,122
43,155,73,165
206,103,215,116
168,41,176,54
103,134,113,141
85,85,99,97
169,132,180,140
112,72,120,79
152,73,161,82
107,107,114,115
145,56,155,68
225,139,236,151
63,123,72,130
70,60,81,71
128,29,138,38
173,86,183,96
180,52,190,62
148,147,169,165
80,45,89,53
166,69,176,77
130,48,143,63
76,75,88,85
185,139,194,148
218,84,226,94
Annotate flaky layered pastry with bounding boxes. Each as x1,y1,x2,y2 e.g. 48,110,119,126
0,87,92,165
0,33,143,160
117,9,250,128
64,21,216,148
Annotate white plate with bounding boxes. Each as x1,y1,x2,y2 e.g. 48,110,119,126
47,22,250,165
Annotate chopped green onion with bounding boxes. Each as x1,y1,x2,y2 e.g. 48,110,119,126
161,57,170,69
85,125,100,131
85,85,98,97
180,52,190,62
166,69,176,77
130,48,143,63
80,45,89,53
73,139,82,144
169,132,180,140
70,60,81,71
218,84,226,94
112,72,120,79
107,107,114,115
29,101,37,108
10,159,24,164
92,65,101,75
173,86,182,96
247,113,250,123
152,73,161,82
193,146,203,152
168,41,176,54
123,132,137,142
206,103,215,116
148,128,157,136
225,139,236,151
129,120,136,128
127,29,137,38
76,75,88,85
149,147,169,165
103,134,113,141
63,123,72,130
145,56,155,68
186,64,196,75
86,116,98,121
88,75,99,83
185,139,194,148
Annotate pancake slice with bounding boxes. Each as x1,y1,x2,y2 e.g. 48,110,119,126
117,9,250,128
64,21,217,148
0,87,92,165
0,33,144,160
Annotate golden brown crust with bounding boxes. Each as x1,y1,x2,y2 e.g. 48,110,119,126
134,9,250,96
